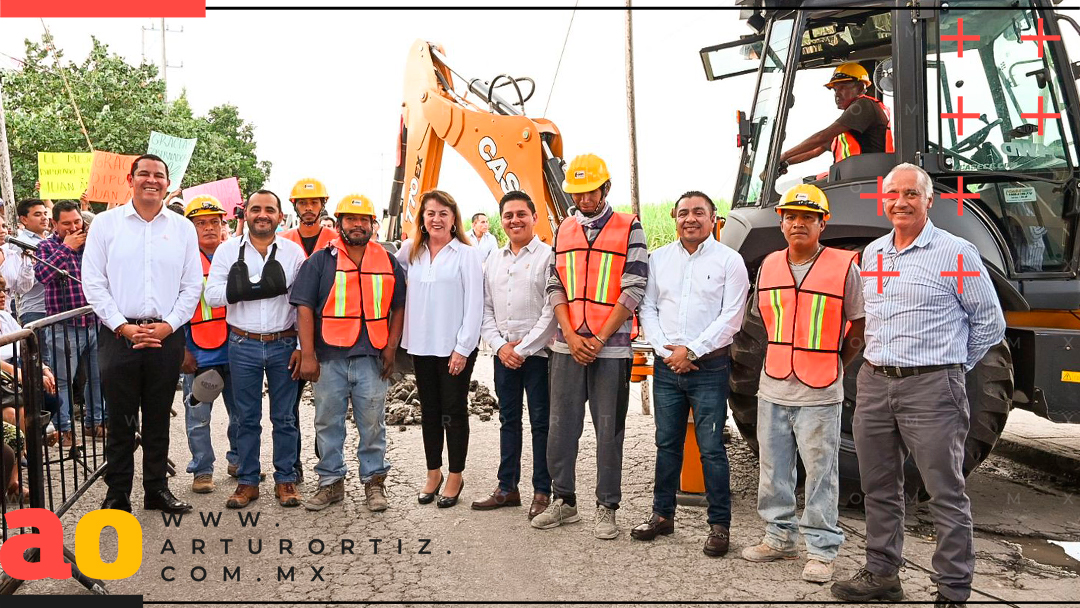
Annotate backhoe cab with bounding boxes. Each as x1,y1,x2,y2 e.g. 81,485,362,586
703,0,1080,504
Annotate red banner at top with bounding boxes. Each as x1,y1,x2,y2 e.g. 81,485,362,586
0,0,205,18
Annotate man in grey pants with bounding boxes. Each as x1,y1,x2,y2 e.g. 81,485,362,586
530,153,648,540
831,164,1005,606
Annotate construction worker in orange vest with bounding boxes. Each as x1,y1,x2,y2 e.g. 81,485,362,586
291,194,406,513
282,178,337,258
531,153,648,540
777,62,894,172
740,184,865,583
281,177,336,482
181,195,241,494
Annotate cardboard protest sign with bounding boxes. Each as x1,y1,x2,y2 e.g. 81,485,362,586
146,131,197,188
87,151,139,206
184,177,243,218
37,152,92,199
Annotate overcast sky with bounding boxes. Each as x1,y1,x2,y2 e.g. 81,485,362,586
3,0,1079,222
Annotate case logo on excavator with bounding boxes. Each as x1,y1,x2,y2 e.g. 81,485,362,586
478,136,520,194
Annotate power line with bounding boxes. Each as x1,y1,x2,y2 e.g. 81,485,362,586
544,1,579,118
40,19,93,151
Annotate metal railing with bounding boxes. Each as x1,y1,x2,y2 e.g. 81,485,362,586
0,306,109,594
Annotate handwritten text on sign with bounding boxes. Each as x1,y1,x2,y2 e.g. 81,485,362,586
87,151,139,206
37,152,92,199
147,131,197,188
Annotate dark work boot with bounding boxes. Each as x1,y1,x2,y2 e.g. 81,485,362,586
830,568,904,602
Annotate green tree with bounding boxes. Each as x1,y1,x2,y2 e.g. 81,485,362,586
3,35,270,201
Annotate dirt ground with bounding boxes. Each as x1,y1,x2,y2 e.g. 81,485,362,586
9,352,1079,604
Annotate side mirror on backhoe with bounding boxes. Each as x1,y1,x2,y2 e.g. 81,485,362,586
736,110,752,148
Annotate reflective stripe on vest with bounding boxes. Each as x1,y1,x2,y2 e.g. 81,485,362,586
190,251,228,350
554,212,635,336
757,247,858,389
320,239,396,349
831,95,895,162
281,226,337,258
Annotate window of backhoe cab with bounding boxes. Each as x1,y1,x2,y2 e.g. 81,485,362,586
928,4,1078,172
735,17,794,207
928,3,1079,274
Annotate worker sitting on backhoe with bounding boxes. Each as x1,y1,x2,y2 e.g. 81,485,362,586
777,63,894,173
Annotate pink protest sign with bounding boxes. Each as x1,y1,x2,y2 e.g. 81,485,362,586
184,177,243,218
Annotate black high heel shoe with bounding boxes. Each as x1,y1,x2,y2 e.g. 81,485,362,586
437,478,464,508
418,474,444,505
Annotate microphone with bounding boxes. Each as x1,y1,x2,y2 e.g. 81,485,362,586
5,235,38,252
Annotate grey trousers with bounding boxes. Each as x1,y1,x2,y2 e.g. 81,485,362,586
547,352,631,509
854,365,974,602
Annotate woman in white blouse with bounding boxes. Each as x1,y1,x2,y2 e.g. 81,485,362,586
396,190,483,508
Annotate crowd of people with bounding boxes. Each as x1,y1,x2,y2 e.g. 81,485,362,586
0,148,1005,607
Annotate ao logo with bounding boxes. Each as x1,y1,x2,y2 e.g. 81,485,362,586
0,508,143,580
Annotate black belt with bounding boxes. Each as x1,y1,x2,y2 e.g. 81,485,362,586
871,363,962,378
126,317,164,326
698,346,731,361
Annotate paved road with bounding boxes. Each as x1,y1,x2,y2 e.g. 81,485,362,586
12,353,1079,603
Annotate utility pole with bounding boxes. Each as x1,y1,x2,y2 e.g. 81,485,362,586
0,74,17,228
625,0,641,220
141,19,184,99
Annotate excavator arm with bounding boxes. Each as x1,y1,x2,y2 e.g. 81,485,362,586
386,39,572,244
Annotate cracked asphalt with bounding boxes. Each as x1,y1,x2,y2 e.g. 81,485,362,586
11,352,1079,604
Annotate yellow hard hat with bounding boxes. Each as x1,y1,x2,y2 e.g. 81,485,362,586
184,194,226,219
562,154,611,194
825,62,871,89
289,178,329,202
777,184,831,220
334,193,377,218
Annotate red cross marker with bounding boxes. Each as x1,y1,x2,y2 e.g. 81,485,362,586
1020,96,1060,136
1020,18,1060,58
940,254,981,294
940,176,980,216
941,96,980,136
860,176,898,216
942,18,979,57
862,252,900,294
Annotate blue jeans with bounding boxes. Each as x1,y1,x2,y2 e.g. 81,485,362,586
756,398,845,561
651,357,733,526
227,333,300,486
493,355,551,495
48,323,104,431
182,367,239,477
312,356,390,485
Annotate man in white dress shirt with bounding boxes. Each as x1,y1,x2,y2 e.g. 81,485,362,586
82,153,203,514
634,191,749,556
204,190,306,510
472,191,557,519
468,212,498,263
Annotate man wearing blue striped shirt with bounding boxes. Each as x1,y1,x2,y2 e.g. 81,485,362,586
832,163,1005,607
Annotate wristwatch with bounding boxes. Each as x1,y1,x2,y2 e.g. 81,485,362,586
686,348,699,361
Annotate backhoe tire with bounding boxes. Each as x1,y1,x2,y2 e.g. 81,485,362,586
728,308,1014,507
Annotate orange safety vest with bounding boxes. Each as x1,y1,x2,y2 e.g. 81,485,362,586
190,251,228,350
757,247,858,389
554,212,636,337
281,226,337,258
320,239,396,350
831,95,895,162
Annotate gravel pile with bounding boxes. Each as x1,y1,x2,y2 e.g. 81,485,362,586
384,375,499,430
